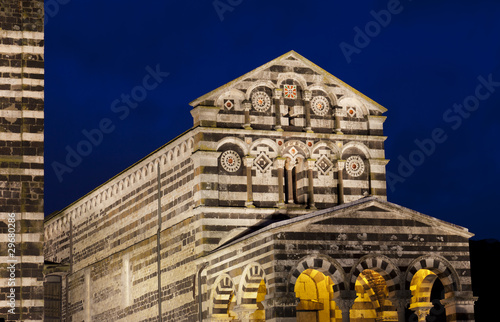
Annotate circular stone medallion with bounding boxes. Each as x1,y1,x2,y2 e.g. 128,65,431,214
220,150,242,172
251,91,271,112
345,155,365,177
311,96,330,116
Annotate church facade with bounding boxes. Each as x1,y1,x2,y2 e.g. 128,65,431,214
43,51,476,321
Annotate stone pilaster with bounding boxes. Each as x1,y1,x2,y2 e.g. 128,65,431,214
303,90,312,132
337,160,346,204
244,156,255,207
273,88,283,131
306,159,316,209
275,157,286,208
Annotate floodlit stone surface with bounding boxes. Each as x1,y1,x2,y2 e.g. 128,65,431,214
43,51,476,321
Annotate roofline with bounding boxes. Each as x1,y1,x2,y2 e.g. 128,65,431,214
210,196,474,252
45,127,195,223
189,50,388,113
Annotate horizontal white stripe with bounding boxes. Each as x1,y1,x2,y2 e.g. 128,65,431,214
0,132,44,141
0,168,43,176
0,277,43,287
0,300,44,307
0,44,43,55
0,66,44,74
0,77,44,86
0,30,44,40
0,89,43,98
0,109,44,119
0,233,42,243
0,256,43,263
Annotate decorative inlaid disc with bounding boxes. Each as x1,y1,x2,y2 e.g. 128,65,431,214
221,150,241,172
311,96,330,116
251,91,271,112
345,155,364,177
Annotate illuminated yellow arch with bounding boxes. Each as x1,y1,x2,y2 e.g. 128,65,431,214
294,269,340,322
210,274,237,319
405,255,459,301
237,263,267,321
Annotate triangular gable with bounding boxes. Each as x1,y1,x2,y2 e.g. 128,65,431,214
214,197,473,251
189,50,387,114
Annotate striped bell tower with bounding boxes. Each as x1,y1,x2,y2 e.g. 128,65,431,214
0,1,45,321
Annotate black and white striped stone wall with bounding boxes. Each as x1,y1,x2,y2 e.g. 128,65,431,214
0,1,44,321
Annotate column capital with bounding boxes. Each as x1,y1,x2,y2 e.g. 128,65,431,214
303,90,312,101
273,88,283,99
274,157,286,169
242,101,252,111
285,158,296,170
337,159,346,171
306,158,316,170
243,156,255,167
334,106,346,117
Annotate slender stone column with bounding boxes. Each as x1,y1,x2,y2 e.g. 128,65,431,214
337,291,356,322
303,90,313,132
306,159,316,209
337,160,346,204
273,88,283,131
275,157,286,208
244,156,255,208
243,101,252,130
389,291,411,322
285,158,296,204
334,107,343,134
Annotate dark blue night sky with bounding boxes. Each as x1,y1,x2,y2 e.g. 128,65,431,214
44,0,500,241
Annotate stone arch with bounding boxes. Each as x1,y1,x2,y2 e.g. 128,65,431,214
276,72,308,90
249,138,280,158
187,137,194,151
311,140,341,159
215,88,246,108
210,274,237,318
289,255,346,296
308,84,338,107
405,255,460,297
337,96,369,118
216,137,249,156
237,263,267,306
166,150,174,164
341,141,371,159
282,140,310,159
245,81,277,101
173,146,180,160
349,255,401,298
